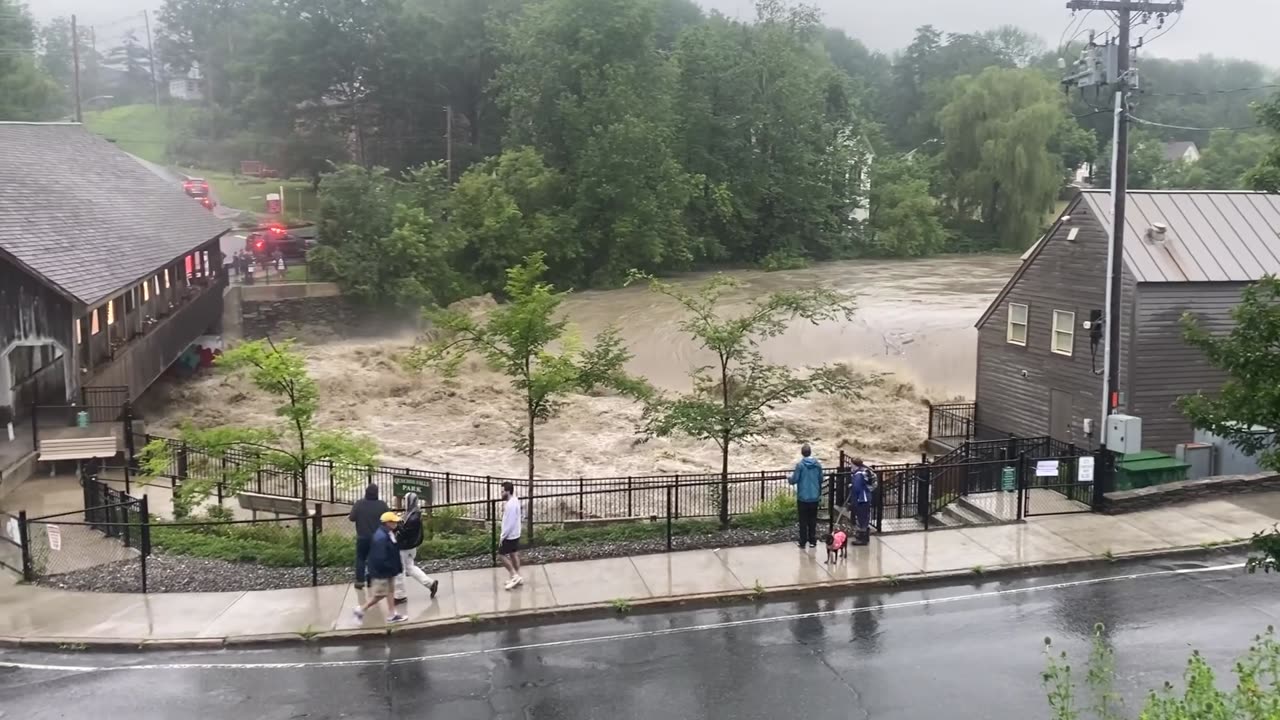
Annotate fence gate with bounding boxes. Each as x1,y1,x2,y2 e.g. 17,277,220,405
81,385,129,423
1022,452,1096,517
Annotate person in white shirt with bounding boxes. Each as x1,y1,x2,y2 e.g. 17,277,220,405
499,481,524,590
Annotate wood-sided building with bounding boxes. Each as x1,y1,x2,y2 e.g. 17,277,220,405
0,122,230,427
972,190,1280,453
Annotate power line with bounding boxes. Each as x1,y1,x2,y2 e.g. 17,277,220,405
1143,84,1280,98
1129,115,1259,132
1137,10,1181,48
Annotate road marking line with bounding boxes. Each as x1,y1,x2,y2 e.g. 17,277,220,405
0,562,1247,673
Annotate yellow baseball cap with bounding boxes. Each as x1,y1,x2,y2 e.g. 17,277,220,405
380,511,401,523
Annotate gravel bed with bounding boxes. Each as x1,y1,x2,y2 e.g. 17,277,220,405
35,526,801,593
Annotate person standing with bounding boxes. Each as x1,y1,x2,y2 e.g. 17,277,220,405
849,457,877,546
353,511,407,624
499,481,524,590
393,491,440,603
789,444,823,549
348,483,388,589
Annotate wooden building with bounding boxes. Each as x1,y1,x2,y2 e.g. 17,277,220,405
970,190,1280,453
0,122,230,428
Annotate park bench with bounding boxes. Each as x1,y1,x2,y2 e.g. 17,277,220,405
37,436,119,462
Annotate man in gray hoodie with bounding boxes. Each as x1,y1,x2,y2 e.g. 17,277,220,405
348,483,388,588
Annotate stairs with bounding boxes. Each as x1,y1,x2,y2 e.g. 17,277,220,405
928,494,1009,528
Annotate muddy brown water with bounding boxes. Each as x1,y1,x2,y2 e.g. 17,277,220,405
144,255,1020,486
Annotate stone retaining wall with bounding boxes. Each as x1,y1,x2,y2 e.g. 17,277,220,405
234,283,418,342
1101,472,1280,514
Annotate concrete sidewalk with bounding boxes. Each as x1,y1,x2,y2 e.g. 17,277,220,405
2,495,1278,649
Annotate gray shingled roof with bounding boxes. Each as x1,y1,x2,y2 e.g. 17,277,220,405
0,122,230,306
1080,190,1280,283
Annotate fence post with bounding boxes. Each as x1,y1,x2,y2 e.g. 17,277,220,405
217,456,226,506
874,476,884,532
627,477,633,517
927,403,935,439
674,473,681,519
917,464,931,530
527,476,535,545
18,510,31,581
487,485,497,568
444,472,452,504
311,503,322,587
139,495,150,594
578,477,584,519
327,459,335,503
827,471,835,535
666,485,673,552
1093,448,1110,510
760,471,766,502
1016,452,1027,520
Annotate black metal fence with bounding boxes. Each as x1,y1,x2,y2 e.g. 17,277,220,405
20,480,152,593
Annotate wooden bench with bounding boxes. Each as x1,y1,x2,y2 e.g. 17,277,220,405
38,436,119,462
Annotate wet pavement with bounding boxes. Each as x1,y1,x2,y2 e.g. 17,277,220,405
0,551,1272,719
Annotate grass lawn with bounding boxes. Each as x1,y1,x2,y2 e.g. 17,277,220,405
82,104,189,164
185,169,318,220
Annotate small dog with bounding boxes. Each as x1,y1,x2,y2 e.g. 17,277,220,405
824,530,848,564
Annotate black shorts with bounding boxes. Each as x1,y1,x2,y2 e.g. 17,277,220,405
499,538,520,555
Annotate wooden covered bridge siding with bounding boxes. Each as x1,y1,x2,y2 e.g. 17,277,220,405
0,256,76,420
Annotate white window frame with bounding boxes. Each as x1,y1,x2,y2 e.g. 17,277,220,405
1052,310,1076,357
1006,303,1029,346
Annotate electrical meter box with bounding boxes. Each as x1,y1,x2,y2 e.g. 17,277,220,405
1106,414,1143,454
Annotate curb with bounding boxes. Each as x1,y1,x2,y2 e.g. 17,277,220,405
0,541,1249,653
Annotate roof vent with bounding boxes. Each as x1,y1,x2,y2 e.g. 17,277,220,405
1145,222,1168,244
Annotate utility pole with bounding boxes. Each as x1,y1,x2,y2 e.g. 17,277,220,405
71,14,82,122
1063,0,1183,450
445,104,454,184
143,10,161,109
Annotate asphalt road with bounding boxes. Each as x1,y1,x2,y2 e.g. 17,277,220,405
0,551,1273,720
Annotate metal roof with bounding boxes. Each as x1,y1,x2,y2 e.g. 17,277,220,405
0,122,230,306
1079,190,1280,283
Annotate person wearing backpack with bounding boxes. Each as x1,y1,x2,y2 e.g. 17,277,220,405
393,491,440,603
849,457,877,546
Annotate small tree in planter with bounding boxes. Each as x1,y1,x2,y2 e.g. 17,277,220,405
139,338,377,525
630,272,872,527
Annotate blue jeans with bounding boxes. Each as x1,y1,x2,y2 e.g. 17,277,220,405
853,503,871,534
354,536,372,584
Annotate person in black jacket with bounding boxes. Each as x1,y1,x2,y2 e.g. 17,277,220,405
393,491,439,602
352,512,406,624
348,483,388,588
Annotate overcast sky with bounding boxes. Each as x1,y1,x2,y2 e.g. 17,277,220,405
27,0,1280,69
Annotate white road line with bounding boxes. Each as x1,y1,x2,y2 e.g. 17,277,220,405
0,562,1247,674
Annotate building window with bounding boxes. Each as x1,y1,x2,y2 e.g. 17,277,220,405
91,308,101,335
142,280,150,302
106,299,116,326
1052,310,1076,356
164,268,171,289
1007,303,1028,346
154,275,161,295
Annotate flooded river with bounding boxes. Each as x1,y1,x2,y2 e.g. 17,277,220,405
145,255,1020,478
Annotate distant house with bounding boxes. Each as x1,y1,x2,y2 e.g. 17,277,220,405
0,123,229,467
168,64,204,102
1164,140,1201,165
970,190,1280,454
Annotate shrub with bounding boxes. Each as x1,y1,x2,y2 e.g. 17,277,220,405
733,491,796,531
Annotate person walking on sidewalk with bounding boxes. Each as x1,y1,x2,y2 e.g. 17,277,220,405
348,483,388,589
500,481,524,590
393,491,440,603
790,444,823,549
353,512,407,624
849,457,877,546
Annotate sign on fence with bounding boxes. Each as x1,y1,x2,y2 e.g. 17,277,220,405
393,475,432,504
1035,460,1060,477
1001,466,1016,492
1077,456,1095,483
46,524,61,551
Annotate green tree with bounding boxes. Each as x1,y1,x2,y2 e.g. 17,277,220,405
867,156,948,256
311,163,469,308
139,339,377,517
104,30,153,104
409,253,645,483
1044,624,1280,719
1094,129,1170,189
1,1,57,120
1247,94,1280,193
936,67,1072,249
448,147,574,294
632,272,869,527
1178,276,1280,472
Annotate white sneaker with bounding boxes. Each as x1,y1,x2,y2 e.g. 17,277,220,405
514,574,525,587
352,606,365,622
504,576,519,591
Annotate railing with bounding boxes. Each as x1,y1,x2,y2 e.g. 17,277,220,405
928,402,976,441
228,258,313,285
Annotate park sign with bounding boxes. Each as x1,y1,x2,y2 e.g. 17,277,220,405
393,475,432,505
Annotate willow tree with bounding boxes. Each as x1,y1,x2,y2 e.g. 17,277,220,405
633,272,871,527
409,253,646,482
936,67,1076,249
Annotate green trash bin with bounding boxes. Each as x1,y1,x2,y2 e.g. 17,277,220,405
1116,452,1190,489
76,410,89,428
